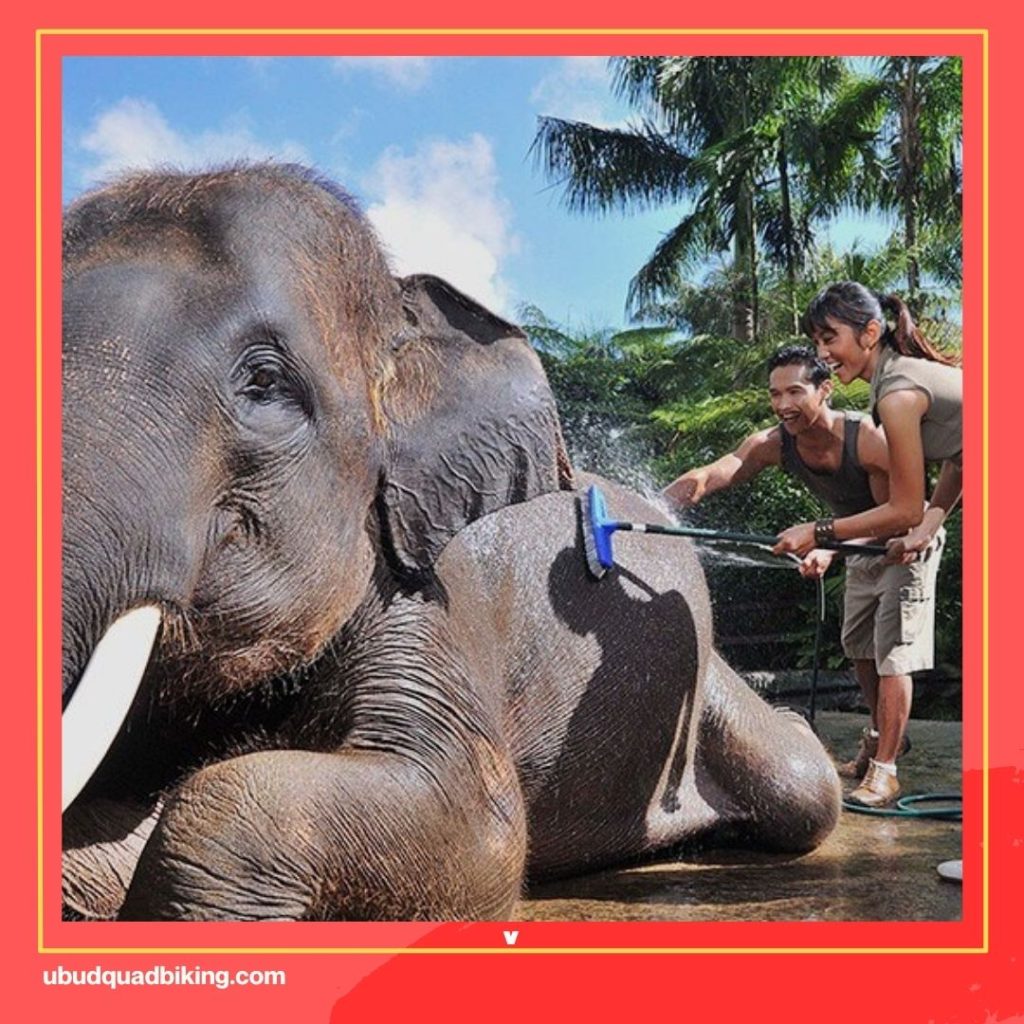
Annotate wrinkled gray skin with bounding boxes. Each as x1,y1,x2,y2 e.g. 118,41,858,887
62,164,840,922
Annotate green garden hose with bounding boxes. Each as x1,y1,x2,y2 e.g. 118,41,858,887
841,793,962,819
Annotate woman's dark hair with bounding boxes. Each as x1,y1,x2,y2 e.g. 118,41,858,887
767,345,831,387
801,281,958,366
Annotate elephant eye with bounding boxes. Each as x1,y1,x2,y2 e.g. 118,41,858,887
244,365,285,400
233,343,312,418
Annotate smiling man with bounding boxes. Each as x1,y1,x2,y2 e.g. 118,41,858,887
663,345,921,806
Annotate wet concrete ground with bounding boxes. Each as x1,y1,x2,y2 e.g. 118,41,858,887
515,712,962,922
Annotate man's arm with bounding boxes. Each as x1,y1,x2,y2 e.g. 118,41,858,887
663,428,782,508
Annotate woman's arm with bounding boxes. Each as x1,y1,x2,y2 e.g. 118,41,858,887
773,390,929,557
886,457,962,562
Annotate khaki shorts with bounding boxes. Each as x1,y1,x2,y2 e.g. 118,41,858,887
841,528,945,676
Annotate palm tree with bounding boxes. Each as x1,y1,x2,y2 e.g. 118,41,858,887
865,57,963,307
531,57,882,340
754,68,888,330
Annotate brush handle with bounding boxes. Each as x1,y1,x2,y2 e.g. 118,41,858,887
609,521,888,557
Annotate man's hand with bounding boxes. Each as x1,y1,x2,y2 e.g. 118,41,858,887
773,521,817,559
798,549,836,579
663,469,709,508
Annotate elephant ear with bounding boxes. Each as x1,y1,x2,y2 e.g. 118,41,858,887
379,274,573,576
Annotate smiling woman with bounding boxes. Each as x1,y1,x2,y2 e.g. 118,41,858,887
773,280,962,809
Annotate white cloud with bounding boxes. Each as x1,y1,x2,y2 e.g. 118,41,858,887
330,57,433,92
242,57,278,84
363,135,518,314
530,57,630,128
76,98,311,186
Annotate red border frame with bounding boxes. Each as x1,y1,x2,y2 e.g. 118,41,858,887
8,3,1022,1019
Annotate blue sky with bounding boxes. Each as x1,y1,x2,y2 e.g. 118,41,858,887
62,56,893,331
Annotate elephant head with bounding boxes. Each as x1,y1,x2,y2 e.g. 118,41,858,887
61,163,571,810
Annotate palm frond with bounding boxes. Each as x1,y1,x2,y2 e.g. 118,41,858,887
625,201,727,312
531,116,694,214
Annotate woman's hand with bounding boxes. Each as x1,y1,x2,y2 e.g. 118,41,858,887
885,507,944,564
798,549,836,579
773,522,817,559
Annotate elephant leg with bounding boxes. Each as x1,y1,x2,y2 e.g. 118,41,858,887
695,652,841,852
62,798,162,919
118,745,526,921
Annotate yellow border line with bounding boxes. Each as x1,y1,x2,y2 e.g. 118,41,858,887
37,27,983,32
39,29,986,955
36,27,987,37
40,946,988,955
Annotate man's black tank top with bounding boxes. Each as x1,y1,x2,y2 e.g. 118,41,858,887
779,412,876,516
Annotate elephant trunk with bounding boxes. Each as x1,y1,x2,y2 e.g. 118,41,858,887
62,367,208,808
61,485,170,702
62,435,197,700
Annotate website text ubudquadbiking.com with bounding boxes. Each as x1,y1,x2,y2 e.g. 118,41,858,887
42,965,286,990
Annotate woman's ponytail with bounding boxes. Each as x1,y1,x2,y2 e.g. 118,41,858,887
877,293,959,366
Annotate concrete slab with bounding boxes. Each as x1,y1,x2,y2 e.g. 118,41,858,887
515,711,962,922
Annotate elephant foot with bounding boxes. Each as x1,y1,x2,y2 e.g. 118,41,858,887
698,654,841,853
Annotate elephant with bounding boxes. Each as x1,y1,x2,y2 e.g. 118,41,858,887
61,163,841,922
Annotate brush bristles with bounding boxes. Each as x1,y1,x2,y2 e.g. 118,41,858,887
581,484,616,579
582,513,608,579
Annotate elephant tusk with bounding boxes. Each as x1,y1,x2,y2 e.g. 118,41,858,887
62,605,161,812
